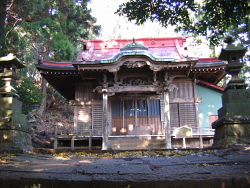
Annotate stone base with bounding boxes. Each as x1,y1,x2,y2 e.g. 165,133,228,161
0,129,32,152
109,136,213,150
212,116,250,146
218,89,250,117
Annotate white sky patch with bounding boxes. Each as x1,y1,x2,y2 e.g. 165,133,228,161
88,0,220,58
88,0,178,40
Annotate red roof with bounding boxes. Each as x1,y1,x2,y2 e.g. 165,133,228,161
77,37,185,61
36,37,227,99
40,38,226,70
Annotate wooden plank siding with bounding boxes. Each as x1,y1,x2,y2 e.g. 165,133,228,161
169,80,195,98
179,103,196,128
74,105,92,135
169,80,197,133
73,79,198,137
170,103,180,129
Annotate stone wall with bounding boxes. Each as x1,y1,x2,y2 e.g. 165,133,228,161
0,97,32,152
0,129,32,151
213,116,250,146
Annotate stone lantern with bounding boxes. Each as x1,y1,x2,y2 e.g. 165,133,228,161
0,53,25,97
212,36,250,146
218,36,248,90
0,54,32,152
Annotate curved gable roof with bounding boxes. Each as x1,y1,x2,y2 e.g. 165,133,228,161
36,37,227,100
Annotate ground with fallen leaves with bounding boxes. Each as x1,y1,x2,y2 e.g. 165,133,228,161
52,149,215,159
29,103,74,149
1,146,249,162
0,145,249,188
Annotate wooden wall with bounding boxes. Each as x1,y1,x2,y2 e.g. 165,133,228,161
74,79,198,136
170,80,195,98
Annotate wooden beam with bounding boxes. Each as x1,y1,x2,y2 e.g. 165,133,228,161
54,125,58,149
89,137,92,150
170,98,195,103
102,91,109,150
108,85,162,93
71,136,75,150
164,91,172,149
199,135,204,149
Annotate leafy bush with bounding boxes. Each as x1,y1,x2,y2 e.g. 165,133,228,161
15,77,45,115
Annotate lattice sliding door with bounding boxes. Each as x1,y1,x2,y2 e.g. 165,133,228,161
179,103,196,129
169,103,196,130
75,105,92,135
74,102,104,136
170,103,180,129
92,101,103,136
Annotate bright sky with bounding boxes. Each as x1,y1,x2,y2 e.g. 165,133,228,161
88,0,178,40
88,0,214,58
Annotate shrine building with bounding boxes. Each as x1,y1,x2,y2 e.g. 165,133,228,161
36,37,227,150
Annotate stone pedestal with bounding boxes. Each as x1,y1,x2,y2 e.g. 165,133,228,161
212,89,250,146
213,117,250,146
218,89,250,117
0,54,32,152
0,97,32,152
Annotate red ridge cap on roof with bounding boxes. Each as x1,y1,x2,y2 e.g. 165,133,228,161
43,61,72,66
79,37,185,51
78,37,184,43
198,79,225,91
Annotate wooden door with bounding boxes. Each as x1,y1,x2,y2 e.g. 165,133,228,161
111,99,162,135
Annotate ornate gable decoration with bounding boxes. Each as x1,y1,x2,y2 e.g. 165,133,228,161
123,61,146,68
120,39,148,51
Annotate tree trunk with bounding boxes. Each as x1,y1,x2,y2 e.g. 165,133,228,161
47,89,55,109
0,0,7,44
39,77,47,116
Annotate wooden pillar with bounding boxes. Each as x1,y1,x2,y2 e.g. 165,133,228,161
89,137,92,150
182,138,186,149
73,106,78,135
135,98,138,127
147,98,151,127
54,125,58,149
164,91,172,149
199,135,203,148
193,81,200,131
89,130,92,150
102,91,109,150
163,74,177,149
71,136,75,150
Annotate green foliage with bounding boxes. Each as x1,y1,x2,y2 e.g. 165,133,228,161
1,0,101,116
3,0,101,61
116,0,250,45
49,32,76,61
15,77,45,115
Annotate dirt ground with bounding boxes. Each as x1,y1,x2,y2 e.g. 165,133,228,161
0,145,250,188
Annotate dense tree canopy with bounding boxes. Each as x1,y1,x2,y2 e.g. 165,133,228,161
2,0,100,60
0,0,101,115
116,0,250,45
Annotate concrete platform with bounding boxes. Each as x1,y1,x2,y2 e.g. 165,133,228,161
0,146,250,188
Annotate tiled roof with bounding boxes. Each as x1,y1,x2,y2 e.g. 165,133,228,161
77,37,185,62
39,37,226,68
36,37,227,100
